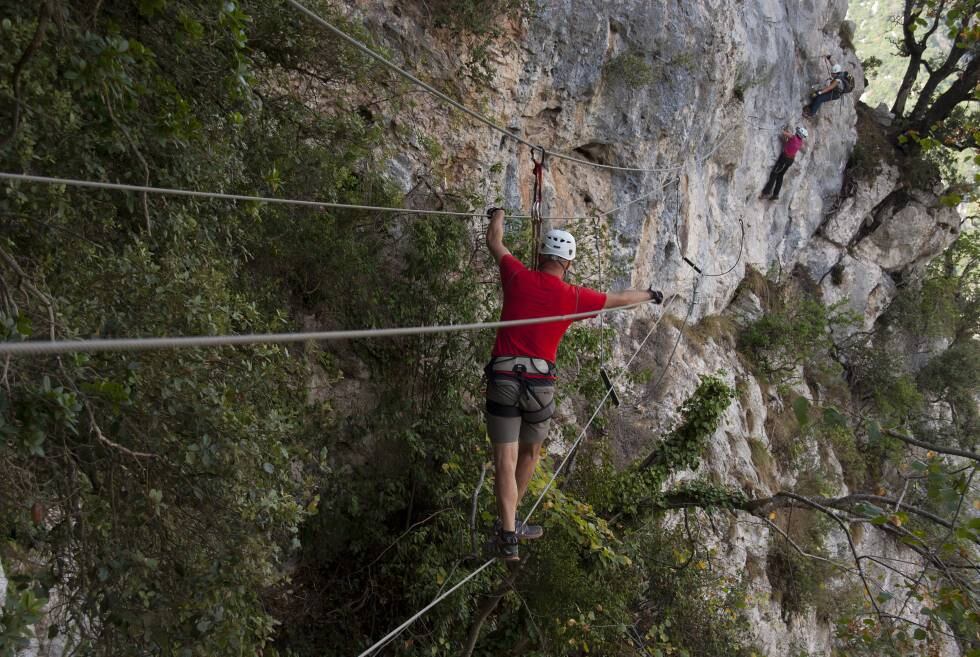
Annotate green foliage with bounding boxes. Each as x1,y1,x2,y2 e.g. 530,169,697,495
766,517,842,623
590,374,735,518
844,340,925,423
604,52,656,88
792,397,869,489
1,0,970,655
421,0,532,34
846,142,884,182
739,292,857,385
870,229,980,443
917,340,980,445
898,130,964,195
633,522,760,657
0,1,436,655
0,571,48,655
849,0,979,202
861,55,883,79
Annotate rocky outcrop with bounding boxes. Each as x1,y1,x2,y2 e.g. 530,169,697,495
337,0,962,654
352,0,954,322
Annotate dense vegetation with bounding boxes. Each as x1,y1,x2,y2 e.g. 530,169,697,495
732,245,980,656
0,3,757,657
0,2,977,657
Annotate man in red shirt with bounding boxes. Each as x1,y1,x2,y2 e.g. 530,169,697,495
485,207,663,561
759,125,808,201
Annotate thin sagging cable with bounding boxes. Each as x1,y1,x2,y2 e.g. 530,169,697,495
698,217,745,278
681,216,745,279
353,298,675,657
0,172,593,223
0,299,658,356
285,0,682,175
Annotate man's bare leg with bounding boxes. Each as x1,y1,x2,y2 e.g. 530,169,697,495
493,442,519,531
515,441,542,504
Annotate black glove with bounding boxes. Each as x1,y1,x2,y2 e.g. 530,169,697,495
646,287,664,304
486,207,504,219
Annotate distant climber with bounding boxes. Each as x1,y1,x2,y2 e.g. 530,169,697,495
484,208,663,561
759,125,807,201
803,61,854,118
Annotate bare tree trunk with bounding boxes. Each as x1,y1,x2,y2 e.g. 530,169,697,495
461,568,521,657
892,51,925,118
907,41,969,123
914,56,980,133
891,0,947,117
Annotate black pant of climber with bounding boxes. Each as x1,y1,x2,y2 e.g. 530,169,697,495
806,90,837,116
762,153,794,199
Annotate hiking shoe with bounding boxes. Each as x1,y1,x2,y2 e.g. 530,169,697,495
758,192,769,200
496,530,519,561
493,517,544,541
770,195,779,201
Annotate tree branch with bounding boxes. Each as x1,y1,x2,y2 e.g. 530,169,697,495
101,89,152,235
773,492,883,618
84,403,159,460
884,428,980,462
0,1,52,151
462,567,522,657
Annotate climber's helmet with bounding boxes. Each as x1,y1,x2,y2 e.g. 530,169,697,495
831,64,843,74
540,229,576,261
795,126,809,140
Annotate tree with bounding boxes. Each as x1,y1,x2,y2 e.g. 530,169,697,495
891,0,980,142
884,0,980,206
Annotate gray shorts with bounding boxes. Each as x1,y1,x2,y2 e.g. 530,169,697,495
485,357,556,445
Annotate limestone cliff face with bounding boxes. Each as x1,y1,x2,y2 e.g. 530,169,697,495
346,0,961,655
353,0,956,320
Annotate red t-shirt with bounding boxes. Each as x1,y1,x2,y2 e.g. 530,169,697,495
491,254,607,363
783,135,803,158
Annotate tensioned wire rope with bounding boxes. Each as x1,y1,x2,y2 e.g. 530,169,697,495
0,299,658,356
0,5,735,653
285,0,683,175
0,172,579,221
0,169,681,358
0,172,669,223
354,289,690,657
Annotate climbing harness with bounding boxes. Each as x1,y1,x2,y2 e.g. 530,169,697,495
530,147,546,266
484,356,557,424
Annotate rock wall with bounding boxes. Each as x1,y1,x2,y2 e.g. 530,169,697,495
343,0,961,654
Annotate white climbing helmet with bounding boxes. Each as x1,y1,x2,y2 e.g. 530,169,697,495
831,63,843,74
796,125,808,139
540,229,576,261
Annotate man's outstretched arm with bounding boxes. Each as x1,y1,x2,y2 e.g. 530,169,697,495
486,208,511,264
817,78,840,95
604,288,662,309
